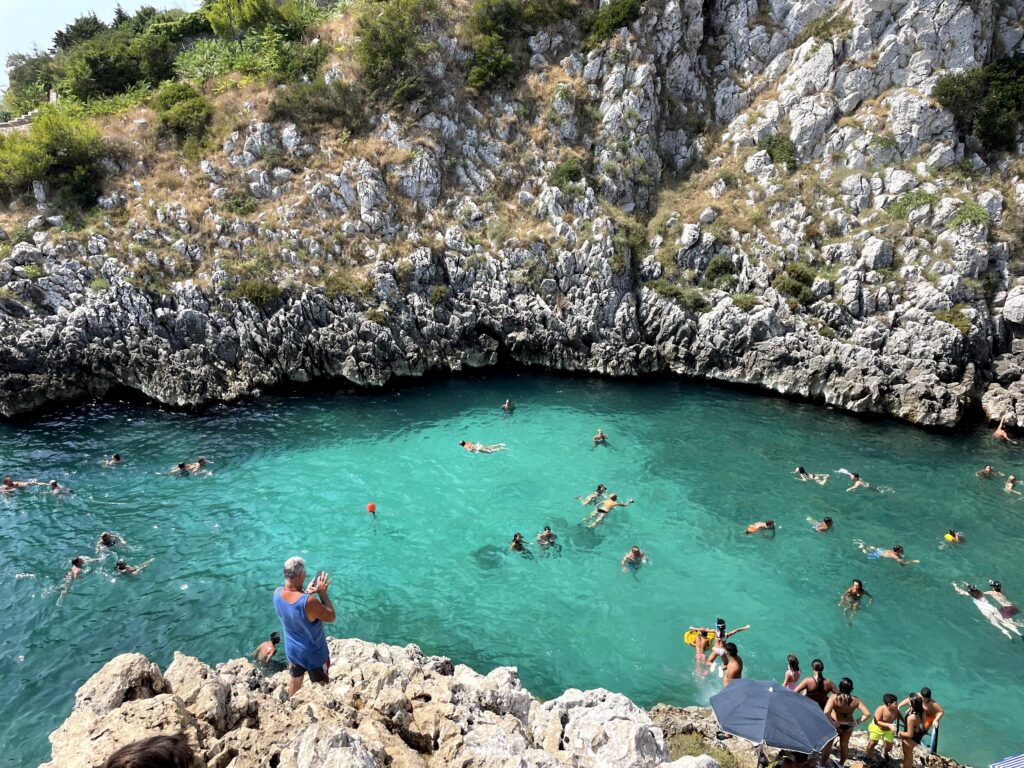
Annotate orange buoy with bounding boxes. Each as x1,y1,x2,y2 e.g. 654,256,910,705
367,502,376,514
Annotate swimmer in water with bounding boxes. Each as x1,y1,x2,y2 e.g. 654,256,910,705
793,466,829,485
593,429,608,446
858,542,919,565
994,417,1018,444
500,399,515,413
169,462,189,476
254,632,281,663
96,531,126,551
1,475,44,492
621,546,649,573
536,526,560,554
692,627,710,676
1006,475,1020,494
807,516,833,532
184,457,210,474
115,558,154,576
459,441,506,453
836,468,873,492
953,582,1021,639
984,580,1021,619
100,453,122,467
944,529,965,544
839,578,873,621
510,532,533,558
575,484,607,505
47,480,69,496
976,464,1002,478
66,557,86,582
745,520,776,537
581,493,634,527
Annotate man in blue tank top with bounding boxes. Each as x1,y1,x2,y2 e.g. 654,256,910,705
273,556,335,695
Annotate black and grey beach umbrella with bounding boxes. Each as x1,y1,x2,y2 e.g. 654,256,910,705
710,680,837,754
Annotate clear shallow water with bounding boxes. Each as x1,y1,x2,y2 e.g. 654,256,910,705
1,375,1022,767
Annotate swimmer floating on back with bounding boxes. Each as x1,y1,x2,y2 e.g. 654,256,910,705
953,582,1021,639
581,493,634,528
459,441,506,453
794,466,829,485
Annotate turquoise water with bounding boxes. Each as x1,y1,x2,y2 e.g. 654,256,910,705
2,375,1022,767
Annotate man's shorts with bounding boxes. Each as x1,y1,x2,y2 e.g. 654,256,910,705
288,659,330,683
868,720,894,743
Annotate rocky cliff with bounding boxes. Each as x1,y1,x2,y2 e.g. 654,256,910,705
4,0,1024,427
40,638,967,768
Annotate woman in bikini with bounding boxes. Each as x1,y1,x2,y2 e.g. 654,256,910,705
823,677,870,764
794,658,835,709
782,654,800,691
899,692,926,768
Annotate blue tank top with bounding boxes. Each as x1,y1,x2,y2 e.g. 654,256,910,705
272,588,329,669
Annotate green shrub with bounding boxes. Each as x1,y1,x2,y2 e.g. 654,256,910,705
701,254,737,289
88,277,111,290
719,170,739,189
870,132,898,150
759,133,798,170
468,33,515,89
324,269,374,301
269,79,367,136
151,82,201,112
223,192,259,216
794,12,853,46
157,95,214,146
0,108,106,208
772,262,816,305
230,277,283,306
365,307,390,325
947,202,990,229
887,189,937,219
8,225,33,244
355,0,438,103
21,263,46,279
935,55,1024,153
583,0,642,49
934,305,970,335
819,324,837,339
667,734,741,768
732,292,759,311
429,284,449,305
549,158,585,190
647,279,708,311
611,219,646,273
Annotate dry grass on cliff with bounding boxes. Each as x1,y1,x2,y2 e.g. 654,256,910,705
667,734,741,768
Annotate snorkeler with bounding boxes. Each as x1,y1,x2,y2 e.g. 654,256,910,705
994,417,1018,444
576,484,607,505
793,466,829,485
858,543,919,565
745,520,776,537
952,582,1021,639
459,441,506,453
839,579,873,620
501,399,515,413
581,493,634,527
620,546,649,573
100,453,122,467
115,558,153,576
96,531,126,551
984,580,1021,619
807,516,833,532
593,429,608,446
944,529,965,544
1005,475,1020,494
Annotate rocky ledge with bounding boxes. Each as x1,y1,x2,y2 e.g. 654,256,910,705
40,638,967,768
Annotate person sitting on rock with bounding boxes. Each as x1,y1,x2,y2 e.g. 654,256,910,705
994,417,1018,444
254,632,281,663
101,733,195,768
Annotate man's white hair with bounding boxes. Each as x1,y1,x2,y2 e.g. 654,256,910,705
283,556,305,579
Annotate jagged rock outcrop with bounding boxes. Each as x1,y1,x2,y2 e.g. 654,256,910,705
41,638,671,768
4,0,1024,426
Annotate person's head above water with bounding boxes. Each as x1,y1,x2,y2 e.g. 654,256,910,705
990,579,1003,592
513,532,523,541
597,484,607,492
100,532,114,546
177,462,187,470
116,559,128,570
458,441,467,446
197,457,206,465
270,632,281,644
2,476,11,485
852,579,864,591
967,584,983,598
766,520,775,529
609,493,618,500
49,480,59,488
71,557,84,567
795,466,806,474
893,545,904,555
543,526,552,533
631,546,641,555
112,453,121,461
